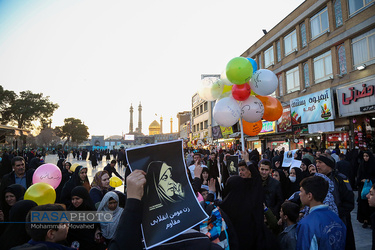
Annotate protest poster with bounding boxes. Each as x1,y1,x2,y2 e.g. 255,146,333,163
226,155,239,176
126,140,209,249
290,159,302,169
282,149,299,167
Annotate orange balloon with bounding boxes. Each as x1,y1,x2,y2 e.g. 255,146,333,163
243,120,263,136
257,95,283,121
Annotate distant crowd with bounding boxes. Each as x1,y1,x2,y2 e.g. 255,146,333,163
0,145,373,249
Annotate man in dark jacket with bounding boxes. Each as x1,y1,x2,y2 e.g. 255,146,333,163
337,153,353,187
0,156,34,208
316,153,356,250
104,160,124,181
259,159,283,218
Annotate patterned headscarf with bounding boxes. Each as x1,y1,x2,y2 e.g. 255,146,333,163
97,191,123,239
302,172,339,218
91,170,109,191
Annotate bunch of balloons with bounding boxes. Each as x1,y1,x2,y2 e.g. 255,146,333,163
198,57,283,137
24,163,61,205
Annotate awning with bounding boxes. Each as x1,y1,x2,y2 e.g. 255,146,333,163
229,132,241,138
0,125,30,136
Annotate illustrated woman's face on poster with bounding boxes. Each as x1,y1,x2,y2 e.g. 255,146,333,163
159,163,177,197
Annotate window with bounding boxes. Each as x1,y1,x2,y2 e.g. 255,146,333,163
352,28,375,67
258,54,262,69
300,23,307,48
334,0,343,27
204,120,208,129
204,102,208,111
313,51,333,83
200,105,203,113
264,46,274,68
337,44,347,75
278,74,283,96
276,41,281,62
284,30,297,55
193,109,195,117
303,63,310,88
310,7,329,39
286,67,300,93
193,125,196,132
200,122,203,130
348,0,374,16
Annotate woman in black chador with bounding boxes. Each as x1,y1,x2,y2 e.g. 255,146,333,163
357,151,375,228
145,161,185,209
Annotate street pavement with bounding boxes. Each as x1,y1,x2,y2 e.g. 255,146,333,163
44,153,372,249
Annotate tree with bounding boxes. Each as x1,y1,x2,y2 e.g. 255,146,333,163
0,90,59,130
55,118,89,148
36,128,60,148
0,85,16,115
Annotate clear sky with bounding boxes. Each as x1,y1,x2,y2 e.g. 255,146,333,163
0,0,304,138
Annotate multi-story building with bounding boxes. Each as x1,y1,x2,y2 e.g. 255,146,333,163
241,0,375,153
191,74,219,146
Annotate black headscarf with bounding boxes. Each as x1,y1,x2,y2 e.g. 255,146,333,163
1,184,26,221
60,165,89,206
0,200,37,250
287,167,303,198
276,169,289,200
358,151,375,185
69,186,95,211
301,158,312,179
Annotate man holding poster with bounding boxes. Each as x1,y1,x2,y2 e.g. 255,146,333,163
110,140,211,249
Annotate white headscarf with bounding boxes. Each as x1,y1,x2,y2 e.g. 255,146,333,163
97,191,123,239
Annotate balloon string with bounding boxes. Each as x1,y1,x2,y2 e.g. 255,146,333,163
239,117,245,152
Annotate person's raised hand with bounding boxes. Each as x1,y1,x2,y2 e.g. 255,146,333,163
242,150,250,163
194,164,203,179
126,170,147,200
208,178,216,192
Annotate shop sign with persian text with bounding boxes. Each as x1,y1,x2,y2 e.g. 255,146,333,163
290,88,334,125
336,78,375,117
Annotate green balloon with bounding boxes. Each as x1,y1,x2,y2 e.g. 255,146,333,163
226,57,253,85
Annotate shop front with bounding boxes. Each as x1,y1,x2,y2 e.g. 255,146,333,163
336,77,375,151
246,136,262,154
270,105,293,151
290,88,336,150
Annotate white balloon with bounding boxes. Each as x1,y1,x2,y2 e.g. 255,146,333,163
220,70,233,86
240,96,264,123
213,97,241,127
198,78,224,101
249,69,278,96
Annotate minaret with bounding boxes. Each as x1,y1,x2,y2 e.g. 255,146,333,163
129,104,133,133
138,102,142,134
170,117,173,133
160,116,163,134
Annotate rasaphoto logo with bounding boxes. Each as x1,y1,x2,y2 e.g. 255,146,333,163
31,211,113,223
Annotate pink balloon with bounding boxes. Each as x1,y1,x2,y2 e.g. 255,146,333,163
32,163,62,189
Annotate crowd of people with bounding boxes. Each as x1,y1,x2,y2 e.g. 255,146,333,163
0,145,373,249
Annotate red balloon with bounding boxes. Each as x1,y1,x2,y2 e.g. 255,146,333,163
243,119,263,136
256,95,283,121
232,83,251,101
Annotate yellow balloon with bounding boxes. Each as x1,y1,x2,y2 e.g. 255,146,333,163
70,163,80,172
110,176,123,188
222,85,233,94
251,90,256,96
24,183,56,205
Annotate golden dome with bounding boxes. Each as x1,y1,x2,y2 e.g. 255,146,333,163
149,120,160,129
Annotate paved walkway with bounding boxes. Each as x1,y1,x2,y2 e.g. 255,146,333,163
45,153,372,248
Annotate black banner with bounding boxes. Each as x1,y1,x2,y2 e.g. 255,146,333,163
126,140,208,249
